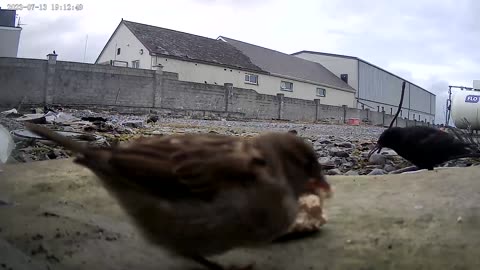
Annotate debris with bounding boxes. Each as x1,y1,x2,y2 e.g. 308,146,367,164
122,120,144,129
44,111,57,123
146,115,159,123
49,112,81,124
0,109,18,115
15,114,46,124
457,216,463,223
81,116,107,122
0,125,15,164
11,129,103,145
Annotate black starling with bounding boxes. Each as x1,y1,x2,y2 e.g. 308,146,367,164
368,126,480,170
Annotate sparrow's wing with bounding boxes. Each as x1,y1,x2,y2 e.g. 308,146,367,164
105,134,267,199
24,123,268,200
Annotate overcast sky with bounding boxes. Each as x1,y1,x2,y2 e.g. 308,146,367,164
11,0,480,123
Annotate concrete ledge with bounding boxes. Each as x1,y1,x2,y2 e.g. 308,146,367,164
1,160,480,269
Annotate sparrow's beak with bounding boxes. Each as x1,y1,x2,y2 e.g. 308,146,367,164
367,144,382,159
307,177,333,199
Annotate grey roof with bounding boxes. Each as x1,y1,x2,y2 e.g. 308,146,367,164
292,50,434,96
120,20,265,73
219,36,355,92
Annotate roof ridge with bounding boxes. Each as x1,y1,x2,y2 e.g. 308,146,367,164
123,20,221,42
220,36,341,69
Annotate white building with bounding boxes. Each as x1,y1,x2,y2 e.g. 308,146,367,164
0,8,21,57
95,20,356,108
292,51,436,123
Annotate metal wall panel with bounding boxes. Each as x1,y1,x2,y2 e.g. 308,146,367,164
358,61,410,109
410,84,434,114
358,61,435,116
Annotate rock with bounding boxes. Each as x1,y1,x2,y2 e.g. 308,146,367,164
369,153,386,166
343,161,354,169
336,141,354,148
317,139,333,145
368,168,386,175
318,157,335,170
366,164,384,169
287,129,298,135
327,168,342,175
333,157,344,166
329,147,350,158
316,150,328,157
383,164,396,172
345,170,359,175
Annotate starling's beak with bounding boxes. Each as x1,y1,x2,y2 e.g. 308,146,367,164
367,144,382,159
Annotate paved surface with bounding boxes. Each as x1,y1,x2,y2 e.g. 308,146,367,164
1,159,480,270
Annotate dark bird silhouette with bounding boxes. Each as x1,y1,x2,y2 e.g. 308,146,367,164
368,126,480,170
25,123,332,270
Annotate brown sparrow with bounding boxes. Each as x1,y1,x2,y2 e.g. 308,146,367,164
25,123,331,270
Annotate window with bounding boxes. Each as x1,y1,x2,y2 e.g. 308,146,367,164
245,73,258,85
116,48,121,55
280,81,293,91
413,113,416,120
131,60,140,69
316,87,326,97
340,74,348,84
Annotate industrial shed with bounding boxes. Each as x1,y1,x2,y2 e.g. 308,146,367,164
292,51,436,124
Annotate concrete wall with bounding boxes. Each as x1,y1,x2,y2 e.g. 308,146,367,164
0,57,46,106
0,26,21,57
0,56,431,127
293,52,359,90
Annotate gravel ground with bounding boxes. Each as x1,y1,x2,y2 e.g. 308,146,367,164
1,107,479,175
